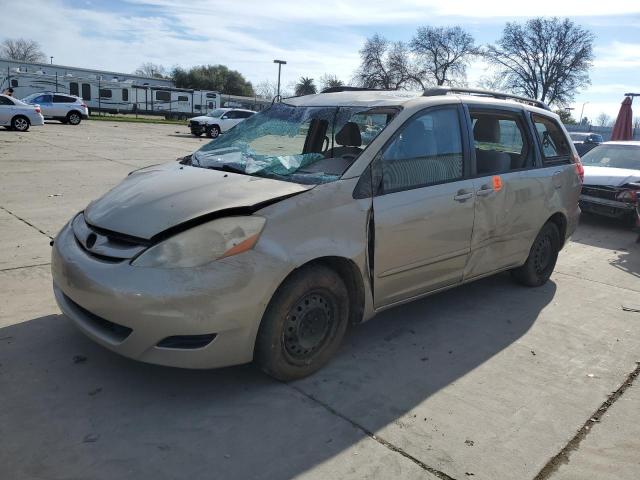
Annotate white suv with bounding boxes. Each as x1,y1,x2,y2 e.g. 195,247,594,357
22,92,89,125
188,108,255,138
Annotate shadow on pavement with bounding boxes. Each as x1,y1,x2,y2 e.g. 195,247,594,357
0,273,554,479
571,214,640,278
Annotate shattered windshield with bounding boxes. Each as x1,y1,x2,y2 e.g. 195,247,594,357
191,102,396,184
581,145,640,170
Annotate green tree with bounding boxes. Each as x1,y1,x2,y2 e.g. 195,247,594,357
294,77,317,96
319,74,344,91
171,65,254,96
554,109,576,125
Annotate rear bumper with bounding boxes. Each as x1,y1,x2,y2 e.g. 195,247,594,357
579,194,635,219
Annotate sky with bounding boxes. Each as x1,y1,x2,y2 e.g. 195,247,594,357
1,0,639,119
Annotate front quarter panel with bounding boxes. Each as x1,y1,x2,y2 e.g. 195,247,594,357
255,178,375,321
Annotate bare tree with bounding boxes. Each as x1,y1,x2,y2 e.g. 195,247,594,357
484,18,594,105
319,74,344,91
256,80,279,100
1,38,46,62
633,117,640,131
354,34,418,90
596,112,611,127
134,62,166,78
410,26,478,87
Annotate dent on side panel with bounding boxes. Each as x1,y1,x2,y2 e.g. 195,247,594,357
255,178,376,322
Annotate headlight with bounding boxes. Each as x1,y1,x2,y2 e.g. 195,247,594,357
131,216,265,268
615,190,638,203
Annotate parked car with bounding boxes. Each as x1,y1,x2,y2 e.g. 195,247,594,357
570,132,603,156
188,108,255,138
21,92,88,125
0,94,45,132
51,87,582,380
579,141,640,223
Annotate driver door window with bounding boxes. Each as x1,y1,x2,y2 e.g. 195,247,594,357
381,108,464,193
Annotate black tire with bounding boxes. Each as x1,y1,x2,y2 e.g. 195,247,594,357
206,125,220,138
255,265,350,381
511,222,560,287
67,111,82,125
12,116,30,132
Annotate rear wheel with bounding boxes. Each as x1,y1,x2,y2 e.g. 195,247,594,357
206,125,220,138
255,265,350,381
511,222,560,287
12,116,30,132
67,111,82,125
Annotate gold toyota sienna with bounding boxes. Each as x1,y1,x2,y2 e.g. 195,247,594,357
51,87,583,380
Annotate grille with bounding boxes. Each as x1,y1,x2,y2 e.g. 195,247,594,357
64,293,133,342
581,185,619,201
72,213,148,261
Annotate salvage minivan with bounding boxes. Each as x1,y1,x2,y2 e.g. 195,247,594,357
51,87,582,380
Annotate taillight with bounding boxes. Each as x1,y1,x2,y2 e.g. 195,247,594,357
571,154,584,183
35,107,41,113
81,103,87,108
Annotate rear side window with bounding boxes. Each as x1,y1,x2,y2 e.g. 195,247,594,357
53,95,75,103
470,111,530,174
381,107,464,193
532,115,571,163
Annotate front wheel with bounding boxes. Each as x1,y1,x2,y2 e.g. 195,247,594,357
511,222,560,287
12,116,30,132
255,265,350,381
206,125,220,138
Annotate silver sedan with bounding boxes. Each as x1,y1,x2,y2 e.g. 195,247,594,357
0,94,45,131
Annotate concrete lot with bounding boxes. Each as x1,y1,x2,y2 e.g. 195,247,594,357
1,120,639,480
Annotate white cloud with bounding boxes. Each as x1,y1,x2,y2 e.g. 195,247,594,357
593,41,640,69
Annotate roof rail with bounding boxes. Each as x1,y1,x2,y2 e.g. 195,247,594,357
321,86,390,94
423,87,550,111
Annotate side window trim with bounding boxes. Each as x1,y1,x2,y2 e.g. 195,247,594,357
374,103,469,196
464,105,535,176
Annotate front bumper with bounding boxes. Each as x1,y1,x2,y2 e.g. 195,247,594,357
579,194,635,219
51,221,288,369
189,122,204,134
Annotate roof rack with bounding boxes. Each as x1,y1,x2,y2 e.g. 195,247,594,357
321,86,391,94
423,87,550,111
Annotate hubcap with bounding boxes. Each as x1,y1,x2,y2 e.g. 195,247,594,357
15,119,27,130
533,234,552,274
211,128,219,137
70,114,80,124
283,291,335,360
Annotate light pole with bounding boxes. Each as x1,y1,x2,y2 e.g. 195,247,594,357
273,59,286,101
50,56,53,65
579,101,589,125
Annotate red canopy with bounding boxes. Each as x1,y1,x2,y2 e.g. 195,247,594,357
610,96,633,141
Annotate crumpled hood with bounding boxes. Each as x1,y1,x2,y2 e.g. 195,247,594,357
84,162,311,239
583,166,640,187
189,115,211,123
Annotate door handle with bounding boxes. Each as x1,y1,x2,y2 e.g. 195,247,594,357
454,192,474,202
476,187,494,197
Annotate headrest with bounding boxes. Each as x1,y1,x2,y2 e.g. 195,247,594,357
336,122,362,147
473,117,500,143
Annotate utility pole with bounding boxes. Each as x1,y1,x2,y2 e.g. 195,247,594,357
50,56,53,65
273,59,286,101
579,101,589,126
